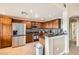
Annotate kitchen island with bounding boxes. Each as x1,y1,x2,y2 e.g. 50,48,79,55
45,33,68,55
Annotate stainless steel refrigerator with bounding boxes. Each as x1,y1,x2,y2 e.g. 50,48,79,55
12,23,26,47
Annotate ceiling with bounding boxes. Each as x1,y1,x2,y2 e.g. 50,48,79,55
0,3,63,22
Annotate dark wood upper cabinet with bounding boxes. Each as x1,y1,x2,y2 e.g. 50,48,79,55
25,19,61,29
38,22,42,28
26,22,32,29
52,19,60,28
41,19,61,29
31,22,42,28
0,17,11,24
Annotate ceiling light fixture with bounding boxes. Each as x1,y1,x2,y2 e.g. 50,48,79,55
21,11,28,15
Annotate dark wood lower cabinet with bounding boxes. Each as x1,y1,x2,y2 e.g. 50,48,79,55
26,33,32,43
1,35,12,48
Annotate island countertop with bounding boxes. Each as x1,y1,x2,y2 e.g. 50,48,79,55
45,33,67,37
45,33,67,55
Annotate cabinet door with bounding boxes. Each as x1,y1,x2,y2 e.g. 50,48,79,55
26,34,32,43
0,24,2,48
1,24,12,48
52,20,59,28
38,23,42,28
2,18,11,25
42,23,46,28
48,21,52,28
53,37,65,55
26,22,32,28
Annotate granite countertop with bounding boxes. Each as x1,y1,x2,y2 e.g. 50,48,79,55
45,33,67,37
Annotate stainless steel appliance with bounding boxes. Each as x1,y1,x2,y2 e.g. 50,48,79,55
32,33,39,41
12,23,26,47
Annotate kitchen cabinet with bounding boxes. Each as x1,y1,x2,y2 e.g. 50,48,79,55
41,19,60,29
45,22,49,28
26,22,32,29
53,36,65,55
0,17,12,48
48,21,53,28
0,17,11,24
31,22,42,28
45,35,65,55
0,24,2,48
37,22,42,28
26,33,32,43
41,22,48,28
52,20,59,28
41,23,45,28
1,24,12,48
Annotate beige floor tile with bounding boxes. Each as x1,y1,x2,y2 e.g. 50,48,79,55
66,41,79,55
0,42,39,55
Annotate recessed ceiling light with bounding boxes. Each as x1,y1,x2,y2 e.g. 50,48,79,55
34,13,38,18
29,9,33,13
26,15,29,18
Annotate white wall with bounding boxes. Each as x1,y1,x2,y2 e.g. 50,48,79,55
67,4,79,17
76,18,79,47
54,4,70,53
53,3,79,53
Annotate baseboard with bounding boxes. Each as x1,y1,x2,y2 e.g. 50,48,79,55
76,45,79,48
58,50,69,55
64,50,69,54
58,51,65,55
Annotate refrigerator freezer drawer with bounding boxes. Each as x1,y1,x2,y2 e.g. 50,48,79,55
19,36,26,46
12,36,26,47
12,37,19,47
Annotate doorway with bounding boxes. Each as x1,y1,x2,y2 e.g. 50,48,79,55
69,17,78,49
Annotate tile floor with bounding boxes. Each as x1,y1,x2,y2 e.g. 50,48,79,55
0,41,39,55
66,41,79,55
0,40,79,55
